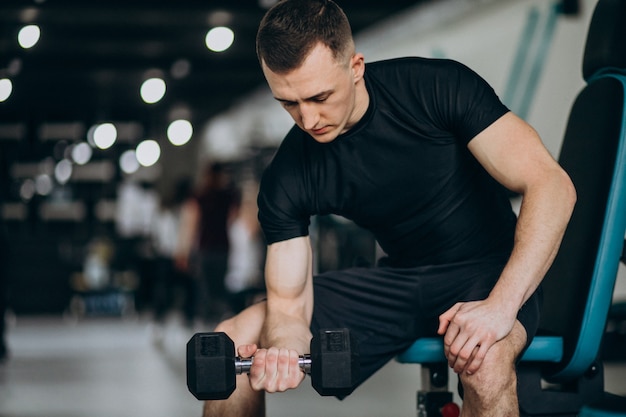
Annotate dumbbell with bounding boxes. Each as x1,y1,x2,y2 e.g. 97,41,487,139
186,328,359,400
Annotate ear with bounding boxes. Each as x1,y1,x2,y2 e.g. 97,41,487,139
350,53,365,82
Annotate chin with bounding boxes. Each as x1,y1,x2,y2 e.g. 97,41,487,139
311,133,339,144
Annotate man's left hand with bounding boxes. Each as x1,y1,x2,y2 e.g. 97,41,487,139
437,300,516,375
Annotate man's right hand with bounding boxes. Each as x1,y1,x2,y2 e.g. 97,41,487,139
238,344,307,393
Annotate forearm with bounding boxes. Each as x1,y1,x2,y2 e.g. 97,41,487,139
489,169,576,315
260,236,314,353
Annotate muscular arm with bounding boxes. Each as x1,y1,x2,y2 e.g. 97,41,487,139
262,235,314,350
439,111,576,373
243,235,314,393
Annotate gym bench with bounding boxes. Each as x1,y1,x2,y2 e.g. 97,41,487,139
397,0,626,415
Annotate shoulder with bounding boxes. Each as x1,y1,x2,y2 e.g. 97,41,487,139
257,127,315,244
365,57,477,81
259,125,311,206
263,125,308,178
364,57,491,106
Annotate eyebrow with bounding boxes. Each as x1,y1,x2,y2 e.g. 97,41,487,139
274,89,333,104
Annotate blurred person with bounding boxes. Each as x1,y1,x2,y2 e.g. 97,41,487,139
176,162,239,324
201,1,576,417
224,180,265,315
149,179,196,337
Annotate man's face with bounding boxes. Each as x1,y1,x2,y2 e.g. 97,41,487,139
262,43,366,144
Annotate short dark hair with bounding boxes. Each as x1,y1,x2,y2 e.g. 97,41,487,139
256,0,354,73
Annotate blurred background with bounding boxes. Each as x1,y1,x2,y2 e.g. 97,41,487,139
0,0,422,319
0,0,624,416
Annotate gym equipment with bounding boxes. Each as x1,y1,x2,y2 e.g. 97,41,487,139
396,0,626,415
186,328,359,400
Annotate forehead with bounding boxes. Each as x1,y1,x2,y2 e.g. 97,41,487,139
262,44,348,100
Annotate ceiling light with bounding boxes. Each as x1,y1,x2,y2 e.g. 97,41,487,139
140,77,166,104
205,27,234,52
35,174,52,196
93,123,117,150
167,119,193,146
71,142,93,165
0,79,12,102
135,140,161,167
20,179,36,201
120,150,139,174
18,25,40,49
54,159,73,184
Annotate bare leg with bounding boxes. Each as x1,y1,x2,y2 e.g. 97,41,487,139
202,302,267,417
459,321,527,417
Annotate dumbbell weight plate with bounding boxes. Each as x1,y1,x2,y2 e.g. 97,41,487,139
186,332,237,400
310,328,360,397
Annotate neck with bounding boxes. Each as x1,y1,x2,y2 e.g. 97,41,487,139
346,78,369,131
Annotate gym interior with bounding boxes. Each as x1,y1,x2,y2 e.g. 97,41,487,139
1,0,625,416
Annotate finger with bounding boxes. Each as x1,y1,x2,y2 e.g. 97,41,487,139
275,348,291,390
453,338,481,374
237,344,258,358
437,317,450,335
443,322,461,354
247,348,267,392
466,341,491,375
453,344,480,374
443,323,460,366
263,347,280,392
277,349,302,391
438,303,461,335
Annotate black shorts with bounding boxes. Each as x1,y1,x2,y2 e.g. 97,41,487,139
309,257,542,392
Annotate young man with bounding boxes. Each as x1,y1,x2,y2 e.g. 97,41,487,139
203,1,576,416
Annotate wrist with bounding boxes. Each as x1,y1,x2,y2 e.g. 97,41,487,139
487,286,524,319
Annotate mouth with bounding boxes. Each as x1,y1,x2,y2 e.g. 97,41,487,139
310,126,329,135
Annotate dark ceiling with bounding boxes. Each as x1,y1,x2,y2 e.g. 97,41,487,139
0,0,421,136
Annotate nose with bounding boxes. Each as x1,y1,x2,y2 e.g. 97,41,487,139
299,103,320,130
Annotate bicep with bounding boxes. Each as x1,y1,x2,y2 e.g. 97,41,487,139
467,112,562,193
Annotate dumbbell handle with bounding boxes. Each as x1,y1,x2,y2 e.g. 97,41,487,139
235,354,312,374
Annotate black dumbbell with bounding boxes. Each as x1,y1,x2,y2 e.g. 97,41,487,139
186,328,359,400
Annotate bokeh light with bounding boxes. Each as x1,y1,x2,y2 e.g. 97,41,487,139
119,150,140,174
167,119,193,146
20,179,36,201
140,78,166,104
135,140,161,167
35,174,52,196
18,25,40,49
93,123,117,150
54,159,73,184
71,142,93,165
0,79,12,102
205,27,234,52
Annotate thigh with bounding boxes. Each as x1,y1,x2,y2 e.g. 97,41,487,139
310,266,428,389
310,258,513,388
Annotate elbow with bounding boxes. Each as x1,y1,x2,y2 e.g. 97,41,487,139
559,169,577,219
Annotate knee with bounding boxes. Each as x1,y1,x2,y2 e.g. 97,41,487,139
214,316,237,335
459,341,517,398
213,301,266,346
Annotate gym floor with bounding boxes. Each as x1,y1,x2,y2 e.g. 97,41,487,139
0,315,624,417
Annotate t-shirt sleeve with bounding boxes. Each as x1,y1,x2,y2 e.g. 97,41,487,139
257,130,312,245
430,60,509,145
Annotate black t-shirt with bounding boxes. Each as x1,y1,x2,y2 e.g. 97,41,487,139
258,57,516,267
